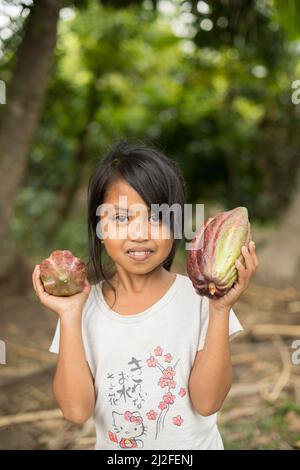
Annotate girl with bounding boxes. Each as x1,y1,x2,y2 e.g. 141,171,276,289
32,140,258,450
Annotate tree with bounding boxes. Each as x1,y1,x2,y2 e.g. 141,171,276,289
0,0,65,285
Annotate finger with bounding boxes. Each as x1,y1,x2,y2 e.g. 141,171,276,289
32,266,36,290
248,241,259,268
241,245,256,272
32,265,41,297
235,258,246,275
35,265,50,299
235,258,248,285
32,265,39,295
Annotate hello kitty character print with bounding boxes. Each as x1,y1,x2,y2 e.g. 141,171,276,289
109,410,146,448
108,345,186,447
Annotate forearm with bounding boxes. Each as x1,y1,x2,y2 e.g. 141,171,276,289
53,315,96,424
189,307,232,415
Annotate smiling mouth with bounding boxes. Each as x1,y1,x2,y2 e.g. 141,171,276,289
126,250,154,254
126,250,154,260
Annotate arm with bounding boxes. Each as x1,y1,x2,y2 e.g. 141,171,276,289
188,306,232,416
53,313,96,424
32,264,96,425
189,239,259,416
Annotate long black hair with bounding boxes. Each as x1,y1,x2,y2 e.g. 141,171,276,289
87,139,187,305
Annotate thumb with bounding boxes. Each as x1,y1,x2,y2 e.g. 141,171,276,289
82,278,91,296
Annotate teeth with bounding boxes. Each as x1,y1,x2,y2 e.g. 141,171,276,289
128,251,151,255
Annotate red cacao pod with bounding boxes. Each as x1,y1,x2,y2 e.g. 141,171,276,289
186,207,251,299
39,250,86,296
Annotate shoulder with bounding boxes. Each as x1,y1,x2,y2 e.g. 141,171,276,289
176,273,201,295
82,283,100,322
175,273,208,309
176,272,193,288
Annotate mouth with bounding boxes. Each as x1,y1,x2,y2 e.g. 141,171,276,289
126,249,154,261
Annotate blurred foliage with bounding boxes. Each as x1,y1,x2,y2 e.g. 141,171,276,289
1,0,300,259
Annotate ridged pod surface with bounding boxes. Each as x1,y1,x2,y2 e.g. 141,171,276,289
39,250,86,296
186,207,251,299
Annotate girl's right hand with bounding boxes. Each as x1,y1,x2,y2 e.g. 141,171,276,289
32,264,91,318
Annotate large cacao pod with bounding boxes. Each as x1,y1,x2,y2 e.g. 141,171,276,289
186,207,251,299
39,250,86,296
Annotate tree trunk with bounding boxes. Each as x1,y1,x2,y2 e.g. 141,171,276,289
0,0,65,282
48,74,101,241
51,133,89,235
256,167,300,286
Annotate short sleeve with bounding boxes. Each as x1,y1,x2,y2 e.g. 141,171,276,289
49,317,90,357
49,318,61,354
197,296,243,351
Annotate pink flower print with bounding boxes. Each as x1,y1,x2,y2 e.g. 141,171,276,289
147,410,158,420
163,367,175,380
158,377,170,388
179,388,186,397
147,356,158,367
168,380,176,389
172,415,183,426
159,401,167,410
164,353,172,362
154,346,163,356
158,377,176,389
163,391,175,405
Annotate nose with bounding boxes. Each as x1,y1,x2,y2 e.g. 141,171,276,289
128,212,151,240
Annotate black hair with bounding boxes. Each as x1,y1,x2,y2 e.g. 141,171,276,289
87,139,187,307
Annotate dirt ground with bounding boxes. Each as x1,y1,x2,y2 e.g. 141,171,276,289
1,269,300,450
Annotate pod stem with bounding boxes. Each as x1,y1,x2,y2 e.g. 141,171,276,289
208,282,216,296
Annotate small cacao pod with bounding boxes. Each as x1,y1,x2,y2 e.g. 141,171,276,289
39,250,86,296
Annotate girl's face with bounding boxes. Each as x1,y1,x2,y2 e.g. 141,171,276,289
99,178,174,274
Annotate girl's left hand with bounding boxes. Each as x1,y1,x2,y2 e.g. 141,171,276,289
209,240,259,313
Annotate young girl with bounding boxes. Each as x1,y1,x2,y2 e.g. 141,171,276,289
32,140,258,450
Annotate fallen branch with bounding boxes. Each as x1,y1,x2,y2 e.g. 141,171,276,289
7,341,55,363
0,364,55,388
288,301,300,314
261,335,292,402
219,405,263,424
75,436,96,448
0,408,63,428
228,380,274,398
231,352,257,365
252,324,300,337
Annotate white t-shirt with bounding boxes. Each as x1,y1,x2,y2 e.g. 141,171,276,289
49,273,243,450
